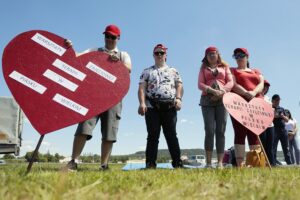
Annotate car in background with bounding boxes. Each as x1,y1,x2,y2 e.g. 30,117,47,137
0,160,6,165
187,155,206,166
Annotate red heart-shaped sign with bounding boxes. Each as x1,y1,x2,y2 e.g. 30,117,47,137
2,30,130,135
223,92,274,135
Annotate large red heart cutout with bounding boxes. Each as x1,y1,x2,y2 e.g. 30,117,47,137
223,92,274,135
2,30,130,135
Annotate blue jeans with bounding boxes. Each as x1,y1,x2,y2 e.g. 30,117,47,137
145,107,182,167
259,127,275,166
201,105,227,154
289,136,300,164
273,127,292,164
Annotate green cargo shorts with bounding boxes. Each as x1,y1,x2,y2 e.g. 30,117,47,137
75,102,122,142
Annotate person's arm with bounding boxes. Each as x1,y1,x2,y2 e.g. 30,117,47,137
175,82,183,111
198,66,220,96
247,74,264,98
232,74,248,96
138,82,147,116
223,66,234,92
121,52,132,73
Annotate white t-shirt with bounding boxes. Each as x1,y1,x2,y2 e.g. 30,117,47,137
285,119,297,132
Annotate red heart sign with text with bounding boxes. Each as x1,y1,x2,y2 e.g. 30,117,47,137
223,92,274,135
2,30,130,135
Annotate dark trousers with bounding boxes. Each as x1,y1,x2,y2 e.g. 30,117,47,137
273,127,292,165
145,107,182,167
259,127,275,166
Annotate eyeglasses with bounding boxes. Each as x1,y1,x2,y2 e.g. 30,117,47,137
154,51,165,56
105,34,118,40
233,53,247,59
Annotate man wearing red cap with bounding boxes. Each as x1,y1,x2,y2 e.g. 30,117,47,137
138,44,184,168
64,24,131,171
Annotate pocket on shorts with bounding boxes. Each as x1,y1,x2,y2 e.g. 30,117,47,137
115,102,122,120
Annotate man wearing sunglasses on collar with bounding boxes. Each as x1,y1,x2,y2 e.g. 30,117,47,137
64,24,131,171
138,44,184,169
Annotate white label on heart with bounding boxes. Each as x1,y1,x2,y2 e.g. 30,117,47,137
43,69,78,92
53,93,88,116
52,59,86,81
9,71,47,94
31,33,66,56
86,62,116,83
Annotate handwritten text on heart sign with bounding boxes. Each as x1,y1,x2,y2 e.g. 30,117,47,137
224,99,273,130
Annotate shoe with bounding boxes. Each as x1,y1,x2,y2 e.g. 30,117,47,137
204,164,213,169
172,160,184,168
216,163,224,169
99,164,109,171
64,159,77,171
146,162,157,169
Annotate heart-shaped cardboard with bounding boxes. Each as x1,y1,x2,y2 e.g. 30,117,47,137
223,92,274,135
2,30,130,135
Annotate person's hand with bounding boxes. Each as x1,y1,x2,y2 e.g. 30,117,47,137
138,103,147,116
175,99,182,111
109,53,120,62
64,39,73,48
243,91,256,101
211,95,222,101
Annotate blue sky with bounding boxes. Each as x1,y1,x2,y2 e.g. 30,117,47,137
1,0,299,156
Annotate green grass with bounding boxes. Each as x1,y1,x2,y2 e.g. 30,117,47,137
1,163,300,200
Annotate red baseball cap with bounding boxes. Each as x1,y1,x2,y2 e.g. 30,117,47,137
153,44,168,52
234,48,249,57
103,24,121,36
205,46,218,55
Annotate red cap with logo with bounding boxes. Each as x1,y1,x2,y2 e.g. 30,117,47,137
205,46,218,55
153,44,168,52
234,48,249,57
103,24,121,36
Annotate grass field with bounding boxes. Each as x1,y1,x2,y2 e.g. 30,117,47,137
1,163,300,200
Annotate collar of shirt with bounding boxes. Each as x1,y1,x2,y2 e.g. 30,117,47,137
154,64,168,69
102,46,119,54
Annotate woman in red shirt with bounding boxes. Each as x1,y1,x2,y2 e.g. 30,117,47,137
230,48,264,167
198,46,233,168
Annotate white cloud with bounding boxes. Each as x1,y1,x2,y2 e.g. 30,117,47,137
138,146,146,151
180,119,188,123
41,141,51,146
180,118,195,125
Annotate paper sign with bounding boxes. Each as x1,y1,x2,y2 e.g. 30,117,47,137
31,33,66,56
43,69,78,92
52,59,86,81
9,71,47,94
223,92,274,135
86,62,117,83
53,94,88,116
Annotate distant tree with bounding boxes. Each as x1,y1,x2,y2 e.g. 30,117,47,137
3,154,15,159
25,151,39,162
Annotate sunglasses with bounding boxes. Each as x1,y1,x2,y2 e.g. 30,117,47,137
207,52,218,57
233,53,247,59
154,51,165,56
105,34,118,40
